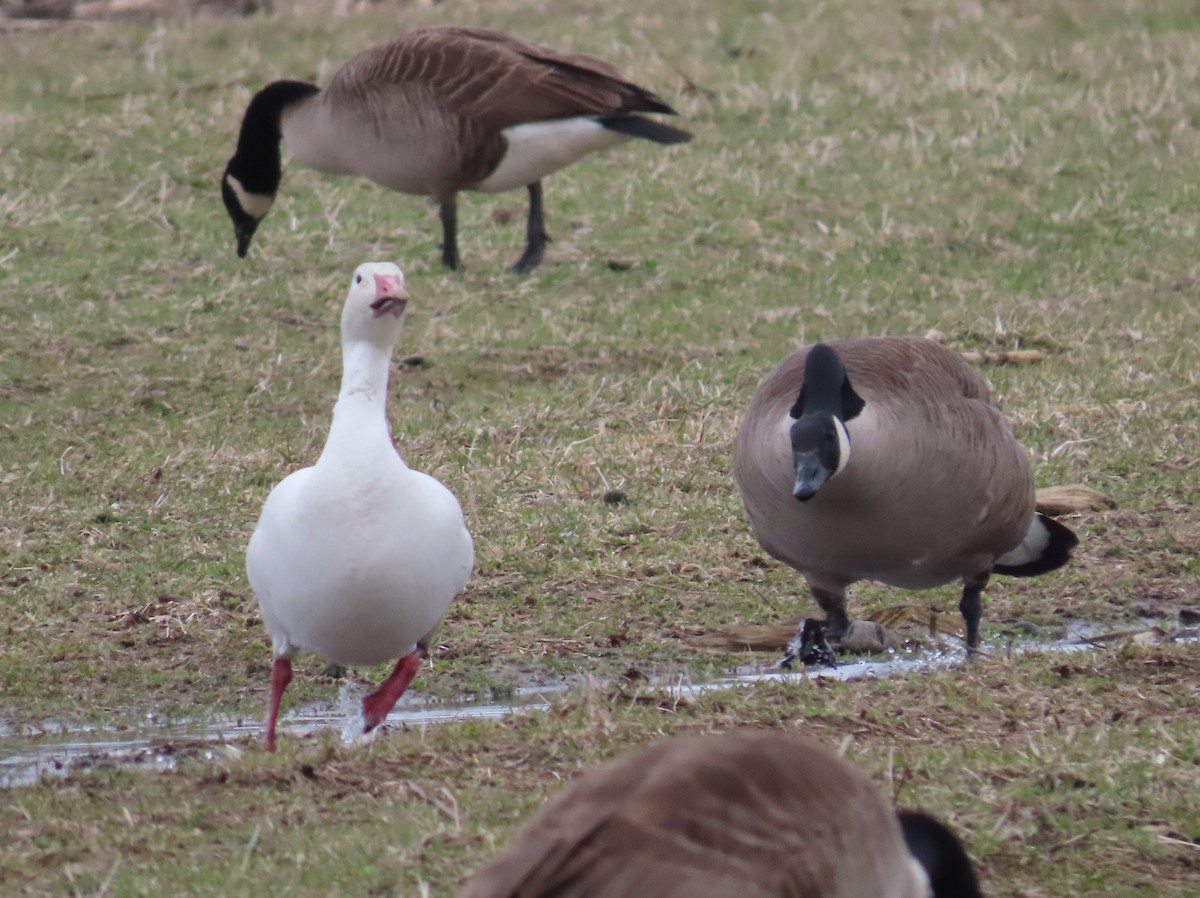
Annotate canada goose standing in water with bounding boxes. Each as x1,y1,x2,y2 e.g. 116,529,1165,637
459,731,983,898
246,262,473,751
733,337,1077,663
221,27,691,272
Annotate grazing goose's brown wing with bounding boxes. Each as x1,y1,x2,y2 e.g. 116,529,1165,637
460,732,923,898
326,27,676,134
443,27,627,84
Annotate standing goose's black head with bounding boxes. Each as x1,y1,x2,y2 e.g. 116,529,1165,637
221,80,319,258
788,342,865,501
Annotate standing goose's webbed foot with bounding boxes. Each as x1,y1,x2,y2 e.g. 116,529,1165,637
780,618,838,669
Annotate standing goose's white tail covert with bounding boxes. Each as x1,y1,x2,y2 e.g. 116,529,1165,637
221,27,691,273
246,262,473,751
459,731,984,898
734,337,1077,664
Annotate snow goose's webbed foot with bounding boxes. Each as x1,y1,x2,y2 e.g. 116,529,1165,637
361,645,428,733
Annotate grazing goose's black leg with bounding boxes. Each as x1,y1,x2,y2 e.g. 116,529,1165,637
439,200,461,271
510,181,549,274
959,572,988,653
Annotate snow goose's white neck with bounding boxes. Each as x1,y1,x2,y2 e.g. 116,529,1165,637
338,334,395,409
324,262,411,446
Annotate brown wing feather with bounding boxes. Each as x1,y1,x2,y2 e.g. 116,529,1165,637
326,27,675,136
442,27,627,81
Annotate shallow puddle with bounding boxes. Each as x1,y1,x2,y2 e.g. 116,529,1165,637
2,625,1190,790
0,686,562,789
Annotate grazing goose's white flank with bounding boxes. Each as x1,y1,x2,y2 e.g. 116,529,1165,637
459,731,983,898
221,27,692,273
246,262,473,751
734,337,1077,664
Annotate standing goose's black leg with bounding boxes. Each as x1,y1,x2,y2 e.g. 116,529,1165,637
959,571,988,653
509,181,550,274
439,200,461,271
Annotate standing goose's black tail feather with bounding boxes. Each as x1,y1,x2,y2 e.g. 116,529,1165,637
993,512,1078,577
600,115,693,145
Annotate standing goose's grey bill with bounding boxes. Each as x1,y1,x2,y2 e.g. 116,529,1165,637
734,337,1077,664
459,731,983,898
221,27,692,273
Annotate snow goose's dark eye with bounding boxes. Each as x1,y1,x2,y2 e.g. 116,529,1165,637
355,274,363,284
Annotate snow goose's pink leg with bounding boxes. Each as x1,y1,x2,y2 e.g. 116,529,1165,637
362,646,426,732
263,657,293,752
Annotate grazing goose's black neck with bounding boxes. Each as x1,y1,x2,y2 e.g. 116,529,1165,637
229,80,319,194
790,343,864,422
223,80,319,258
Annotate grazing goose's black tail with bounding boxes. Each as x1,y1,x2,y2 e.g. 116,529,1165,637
993,512,1078,577
600,114,693,144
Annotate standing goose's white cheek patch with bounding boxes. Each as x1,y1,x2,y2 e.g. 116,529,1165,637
832,416,851,475
226,174,275,219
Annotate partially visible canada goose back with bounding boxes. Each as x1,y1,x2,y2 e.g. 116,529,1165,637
734,337,1035,588
460,732,932,898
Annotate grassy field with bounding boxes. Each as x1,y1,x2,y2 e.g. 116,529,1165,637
1,0,1198,894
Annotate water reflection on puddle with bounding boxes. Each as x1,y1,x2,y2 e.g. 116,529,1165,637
3,627,1190,790
0,686,562,789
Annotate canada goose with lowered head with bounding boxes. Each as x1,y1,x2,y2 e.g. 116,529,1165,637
733,337,1077,663
221,27,691,272
459,731,983,898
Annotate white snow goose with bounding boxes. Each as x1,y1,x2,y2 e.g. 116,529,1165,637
246,261,473,751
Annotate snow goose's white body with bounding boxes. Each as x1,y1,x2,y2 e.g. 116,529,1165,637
246,262,473,751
